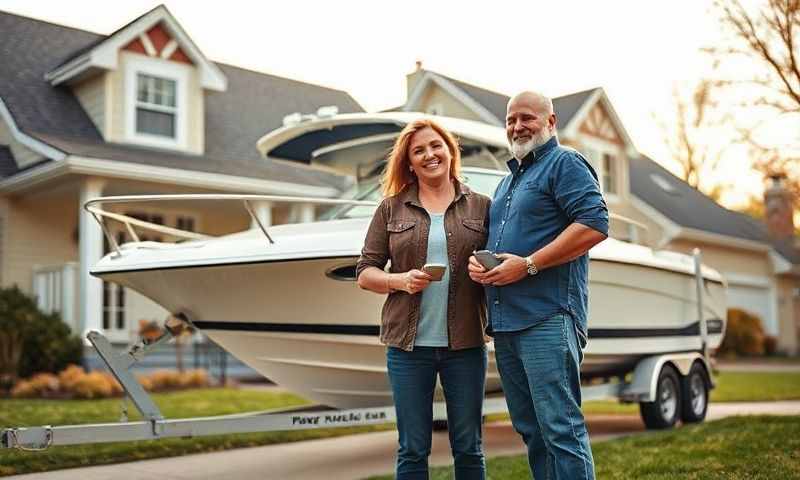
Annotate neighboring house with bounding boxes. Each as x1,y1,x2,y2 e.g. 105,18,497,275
401,65,800,353
0,6,363,354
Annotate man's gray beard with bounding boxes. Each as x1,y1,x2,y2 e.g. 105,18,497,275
510,128,553,161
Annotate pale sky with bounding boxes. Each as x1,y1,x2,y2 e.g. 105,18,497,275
0,0,772,207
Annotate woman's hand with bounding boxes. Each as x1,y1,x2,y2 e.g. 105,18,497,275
400,269,432,294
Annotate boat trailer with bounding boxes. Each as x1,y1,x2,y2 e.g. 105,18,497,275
2,251,715,450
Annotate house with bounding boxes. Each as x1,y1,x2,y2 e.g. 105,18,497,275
0,6,362,356
400,65,800,354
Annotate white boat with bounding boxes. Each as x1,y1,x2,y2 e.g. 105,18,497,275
89,113,726,409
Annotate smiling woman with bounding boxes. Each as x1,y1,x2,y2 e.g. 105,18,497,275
356,118,492,479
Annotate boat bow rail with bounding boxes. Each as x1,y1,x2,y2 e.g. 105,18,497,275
84,194,378,255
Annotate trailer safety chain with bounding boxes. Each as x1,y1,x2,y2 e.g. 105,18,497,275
8,427,53,452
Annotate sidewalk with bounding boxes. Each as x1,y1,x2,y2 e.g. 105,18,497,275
9,401,800,480
716,359,800,372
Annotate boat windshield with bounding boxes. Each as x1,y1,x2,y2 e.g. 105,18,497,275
320,168,506,220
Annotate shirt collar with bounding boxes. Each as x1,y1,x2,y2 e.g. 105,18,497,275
506,136,559,173
397,178,470,207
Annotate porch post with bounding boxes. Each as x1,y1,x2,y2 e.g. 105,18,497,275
250,201,273,229
79,178,106,339
298,203,315,223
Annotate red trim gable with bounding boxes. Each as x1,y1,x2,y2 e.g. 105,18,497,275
123,38,147,55
170,47,192,65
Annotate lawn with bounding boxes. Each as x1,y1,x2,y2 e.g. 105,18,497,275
366,416,800,480
0,388,393,477
1,371,798,476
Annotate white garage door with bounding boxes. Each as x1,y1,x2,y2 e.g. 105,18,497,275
726,284,776,335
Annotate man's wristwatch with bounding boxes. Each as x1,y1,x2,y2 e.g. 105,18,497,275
525,255,539,276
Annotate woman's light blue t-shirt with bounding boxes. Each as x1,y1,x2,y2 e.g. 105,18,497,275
414,213,449,347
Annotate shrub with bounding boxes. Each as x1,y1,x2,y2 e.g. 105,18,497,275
148,370,182,390
719,308,766,357
0,285,83,387
763,336,779,356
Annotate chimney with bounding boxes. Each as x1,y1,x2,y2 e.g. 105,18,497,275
764,173,795,240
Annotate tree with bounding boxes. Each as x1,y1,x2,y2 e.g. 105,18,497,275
655,76,734,198
709,0,800,207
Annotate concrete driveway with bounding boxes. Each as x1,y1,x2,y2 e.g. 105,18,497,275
9,401,800,480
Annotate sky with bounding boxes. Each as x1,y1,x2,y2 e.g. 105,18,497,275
0,0,774,207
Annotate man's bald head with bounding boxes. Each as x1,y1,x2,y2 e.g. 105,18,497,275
507,91,554,117
506,91,557,160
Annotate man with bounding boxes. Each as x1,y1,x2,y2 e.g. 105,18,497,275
468,91,608,479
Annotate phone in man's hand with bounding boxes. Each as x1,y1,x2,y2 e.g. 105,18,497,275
473,250,502,270
422,263,447,281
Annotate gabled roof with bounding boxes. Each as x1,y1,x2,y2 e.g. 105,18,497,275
630,155,769,243
0,146,16,178
0,10,364,191
44,5,227,91
405,69,600,130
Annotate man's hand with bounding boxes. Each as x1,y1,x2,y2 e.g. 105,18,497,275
477,253,529,287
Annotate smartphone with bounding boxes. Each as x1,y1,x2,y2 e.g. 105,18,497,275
422,263,447,281
473,250,502,270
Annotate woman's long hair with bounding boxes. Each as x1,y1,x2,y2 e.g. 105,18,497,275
381,119,461,197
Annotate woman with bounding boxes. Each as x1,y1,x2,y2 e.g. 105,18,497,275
356,119,490,480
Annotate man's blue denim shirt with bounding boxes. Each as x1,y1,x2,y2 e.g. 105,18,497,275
486,136,609,338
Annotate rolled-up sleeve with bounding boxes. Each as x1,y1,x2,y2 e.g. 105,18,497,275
552,151,609,236
356,199,390,278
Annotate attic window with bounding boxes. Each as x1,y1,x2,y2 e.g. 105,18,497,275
136,74,177,138
650,173,677,193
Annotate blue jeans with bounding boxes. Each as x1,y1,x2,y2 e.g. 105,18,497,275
494,314,595,480
387,346,488,480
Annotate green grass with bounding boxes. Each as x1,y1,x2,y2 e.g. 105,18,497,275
1,371,799,476
488,371,800,421
366,416,800,480
0,388,393,477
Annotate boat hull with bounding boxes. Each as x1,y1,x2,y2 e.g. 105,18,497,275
102,253,726,409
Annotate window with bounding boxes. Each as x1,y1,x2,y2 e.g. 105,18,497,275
135,74,177,138
601,153,617,195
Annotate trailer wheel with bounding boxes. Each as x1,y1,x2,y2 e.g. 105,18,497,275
680,362,709,424
639,364,681,429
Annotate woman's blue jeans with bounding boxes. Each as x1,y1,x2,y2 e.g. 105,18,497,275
387,345,488,480
494,313,595,480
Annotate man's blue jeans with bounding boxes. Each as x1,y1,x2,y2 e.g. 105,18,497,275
387,346,487,480
494,314,595,479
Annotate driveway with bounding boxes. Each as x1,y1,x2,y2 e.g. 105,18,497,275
9,401,799,480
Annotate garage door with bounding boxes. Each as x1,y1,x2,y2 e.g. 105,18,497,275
726,284,776,335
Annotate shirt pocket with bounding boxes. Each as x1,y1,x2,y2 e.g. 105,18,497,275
387,220,417,270
520,180,557,217
460,218,488,254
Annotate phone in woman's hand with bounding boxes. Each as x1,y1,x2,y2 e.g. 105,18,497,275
422,263,447,281
473,250,502,270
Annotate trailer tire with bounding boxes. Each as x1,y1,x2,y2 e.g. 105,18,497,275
639,364,681,430
680,362,709,424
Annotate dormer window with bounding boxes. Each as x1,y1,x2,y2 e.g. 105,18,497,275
124,53,189,150
136,74,177,138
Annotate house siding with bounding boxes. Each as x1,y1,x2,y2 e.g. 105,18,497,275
108,63,125,142
418,85,484,121
4,194,78,295
776,277,799,354
72,74,106,136
0,114,44,169
187,68,204,154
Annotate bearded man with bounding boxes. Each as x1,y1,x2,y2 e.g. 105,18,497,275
468,91,608,479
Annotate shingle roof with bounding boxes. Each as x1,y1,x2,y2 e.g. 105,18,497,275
424,70,599,129
0,10,363,190
0,146,16,178
34,134,351,190
630,155,769,243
